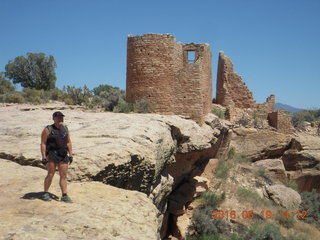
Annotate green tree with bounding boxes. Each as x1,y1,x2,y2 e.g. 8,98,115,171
0,73,15,94
4,53,57,90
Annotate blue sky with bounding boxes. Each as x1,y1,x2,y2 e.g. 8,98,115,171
1,0,319,109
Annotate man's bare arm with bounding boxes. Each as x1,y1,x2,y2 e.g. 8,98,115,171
67,135,73,157
40,128,49,159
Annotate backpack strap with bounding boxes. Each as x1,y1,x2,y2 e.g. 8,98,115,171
47,124,69,135
46,125,53,135
62,125,69,135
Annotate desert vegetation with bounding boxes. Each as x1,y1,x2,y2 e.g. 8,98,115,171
0,53,154,113
291,110,320,130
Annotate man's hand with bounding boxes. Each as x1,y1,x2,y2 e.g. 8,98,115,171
42,158,48,165
69,156,73,164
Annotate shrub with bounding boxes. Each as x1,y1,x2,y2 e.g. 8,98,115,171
255,167,266,178
98,87,125,111
300,189,320,227
229,234,244,240
275,208,295,228
212,107,225,119
215,161,231,179
281,178,298,191
0,74,15,94
246,221,284,240
287,233,308,240
236,155,250,163
189,205,229,236
291,109,320,130
1,92,25,103
93,84,114,96
47,88,65,101
236,187,272,207
186,233,225,240
188,191,228,238
23,88,48,104
63,85,92,106
134,98,154,113
237,114,250,127
113,100,134,113
197,191,225,209
227,147,236,159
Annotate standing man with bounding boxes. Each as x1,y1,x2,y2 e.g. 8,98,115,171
40,111,73,203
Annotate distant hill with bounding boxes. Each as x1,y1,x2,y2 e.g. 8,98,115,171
275,102,305,113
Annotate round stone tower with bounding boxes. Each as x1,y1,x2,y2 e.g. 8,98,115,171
126,33,183,114
126,33,212,125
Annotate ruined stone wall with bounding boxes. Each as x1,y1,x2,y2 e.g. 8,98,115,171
126,34,212,125
257,95,275,118
216,51,257,109
268,110,294,134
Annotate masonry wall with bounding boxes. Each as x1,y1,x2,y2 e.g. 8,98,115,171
257,95,275,118
216,51,256,109
268,110,294,134
126,34,212,125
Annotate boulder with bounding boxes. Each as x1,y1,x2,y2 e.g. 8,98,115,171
266,184,301,209
253,159,287,180
191,176,210,198
172,214,191,240
282,149,320,171
281,134,320,192
0,159,159,240
231,128,291,161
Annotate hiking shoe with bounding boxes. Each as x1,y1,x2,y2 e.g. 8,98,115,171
61,194,73,203
42,192,52,201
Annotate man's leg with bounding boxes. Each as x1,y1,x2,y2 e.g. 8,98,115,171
58,162,72,203
44,161,56,192
57,162,68,195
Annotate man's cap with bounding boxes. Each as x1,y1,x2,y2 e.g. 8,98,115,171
53,111,65,117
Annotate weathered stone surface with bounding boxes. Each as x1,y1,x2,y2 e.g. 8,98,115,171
0,103,224,196
282,149,320,171
288,170,320,192
0,159,159,240
191,158,219,180
266,184,301,209
282,133,320,192
0,103,231,239
172,214,190,240
253,159,287,180
231,127,292,161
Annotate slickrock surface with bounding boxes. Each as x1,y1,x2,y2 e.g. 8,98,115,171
0,103,222,195
0,102,231,239
0,159,159,240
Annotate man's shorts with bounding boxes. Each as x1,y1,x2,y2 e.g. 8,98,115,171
47,149,70,163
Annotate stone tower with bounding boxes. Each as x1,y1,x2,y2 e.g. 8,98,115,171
126,33,212,125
